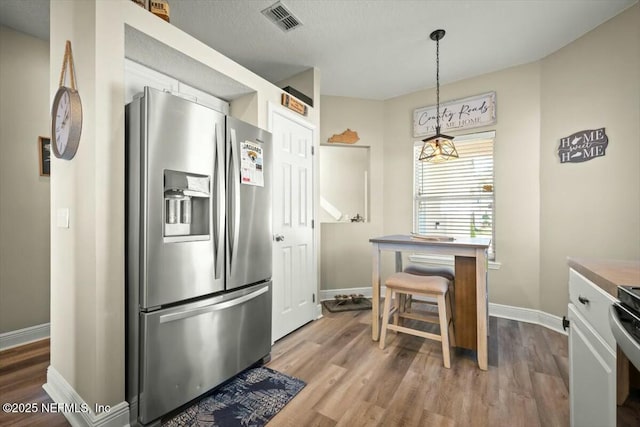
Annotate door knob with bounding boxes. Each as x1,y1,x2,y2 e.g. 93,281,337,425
274,234,285,242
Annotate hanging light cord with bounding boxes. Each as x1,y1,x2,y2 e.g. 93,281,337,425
435,35,441,132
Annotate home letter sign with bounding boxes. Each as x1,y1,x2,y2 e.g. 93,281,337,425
558,128,608,163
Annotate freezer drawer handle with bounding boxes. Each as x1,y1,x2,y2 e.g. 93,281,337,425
159,286,269,323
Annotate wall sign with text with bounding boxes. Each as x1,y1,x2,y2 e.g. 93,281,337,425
558,128,608,163
413,91,496,138
281,93,308,116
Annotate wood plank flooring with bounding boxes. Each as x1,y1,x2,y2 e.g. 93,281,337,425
0,339,68,427
267,311,570,427
1,309,635,426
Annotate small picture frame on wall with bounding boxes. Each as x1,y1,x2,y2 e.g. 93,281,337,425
39,136,50,176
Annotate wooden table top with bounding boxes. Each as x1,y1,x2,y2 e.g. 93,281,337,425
370,234,491,249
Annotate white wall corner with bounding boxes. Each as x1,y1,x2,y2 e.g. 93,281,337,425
0,323,50,351
315,304,323,319
43,365,130,427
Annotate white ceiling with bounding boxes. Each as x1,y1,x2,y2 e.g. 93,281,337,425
0,0,636,100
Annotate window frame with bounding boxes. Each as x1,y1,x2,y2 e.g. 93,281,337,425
412,130,496,260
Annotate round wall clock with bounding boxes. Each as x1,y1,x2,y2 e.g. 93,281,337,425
51,86,82,160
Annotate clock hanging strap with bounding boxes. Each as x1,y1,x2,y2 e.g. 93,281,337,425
58,40,77,90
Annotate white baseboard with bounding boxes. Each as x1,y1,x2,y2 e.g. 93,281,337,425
489,302,567,335
0,323,50,351
315,304,323,319
320,287,567,336
43,365,130,427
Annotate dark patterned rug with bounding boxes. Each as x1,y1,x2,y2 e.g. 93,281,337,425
162,367,305,427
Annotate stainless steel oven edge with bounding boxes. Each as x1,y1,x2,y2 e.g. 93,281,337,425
610,303,640,372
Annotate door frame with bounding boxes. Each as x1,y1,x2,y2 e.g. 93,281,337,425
267,102,321,333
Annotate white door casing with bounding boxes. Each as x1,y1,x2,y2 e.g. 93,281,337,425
268,103,317,342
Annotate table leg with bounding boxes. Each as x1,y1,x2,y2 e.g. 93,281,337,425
395,251,403,272
453,256,477,351
371,244,381,341
476,248,488,371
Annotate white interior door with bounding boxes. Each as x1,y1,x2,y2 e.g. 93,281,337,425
269,104,316,342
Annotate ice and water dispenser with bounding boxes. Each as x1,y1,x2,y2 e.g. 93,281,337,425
163,169,210,241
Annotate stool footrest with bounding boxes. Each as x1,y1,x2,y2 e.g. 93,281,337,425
386,324,442,342
398,311,440,324
380,273,456,368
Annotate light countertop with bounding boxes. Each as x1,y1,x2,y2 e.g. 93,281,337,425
567,257,640,297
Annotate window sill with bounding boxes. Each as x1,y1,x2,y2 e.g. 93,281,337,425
408,254,502,270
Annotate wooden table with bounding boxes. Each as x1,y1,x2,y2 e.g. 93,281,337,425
370,234,491,370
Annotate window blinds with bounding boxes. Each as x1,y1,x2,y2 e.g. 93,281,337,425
413,135,495,258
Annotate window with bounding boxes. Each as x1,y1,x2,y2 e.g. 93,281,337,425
413,131,495,259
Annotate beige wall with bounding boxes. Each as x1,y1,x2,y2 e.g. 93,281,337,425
319,145,369,222
319,4,639,319
276,68,316,106
539,4,640,316
0,26,51,334
381,62,542,309
320,96,384,289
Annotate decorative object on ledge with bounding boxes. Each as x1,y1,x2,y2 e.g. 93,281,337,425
38,136,50,176
410,232,454,242
414,92,497,138
322,295,372,313
418,29,458,163
149,0,170,22
281,93,308,116
282,86,313,107
558,128,608,163
328,128,359,144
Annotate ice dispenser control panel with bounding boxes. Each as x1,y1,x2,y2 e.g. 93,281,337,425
163,170,210,241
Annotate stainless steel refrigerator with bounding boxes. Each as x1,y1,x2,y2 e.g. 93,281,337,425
125,87,273,425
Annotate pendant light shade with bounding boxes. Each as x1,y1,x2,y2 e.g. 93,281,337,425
418,129,458,162
419,29,458,163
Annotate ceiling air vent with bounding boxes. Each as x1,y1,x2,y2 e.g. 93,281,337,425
261,1,303,32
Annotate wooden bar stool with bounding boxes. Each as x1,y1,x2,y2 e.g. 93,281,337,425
403,264,455,317
379,272,456,368
403,264,455,281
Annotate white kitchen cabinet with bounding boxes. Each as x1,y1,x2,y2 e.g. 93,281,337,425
125,59,178,104
176,82,229,114
124,59,229,114
568,268,617,427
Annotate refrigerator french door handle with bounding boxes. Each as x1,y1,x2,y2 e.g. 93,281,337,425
159,286,269,323
214,122,225,280
229,128,241,273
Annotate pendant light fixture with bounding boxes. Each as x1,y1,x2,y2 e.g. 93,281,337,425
419,29,458,163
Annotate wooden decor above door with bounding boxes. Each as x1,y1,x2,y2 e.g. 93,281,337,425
281,93,308,116
328,129,359,144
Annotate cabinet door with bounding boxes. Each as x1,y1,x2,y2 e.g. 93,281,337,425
178,82,229,114
124,59,178,104
569,304,616,427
